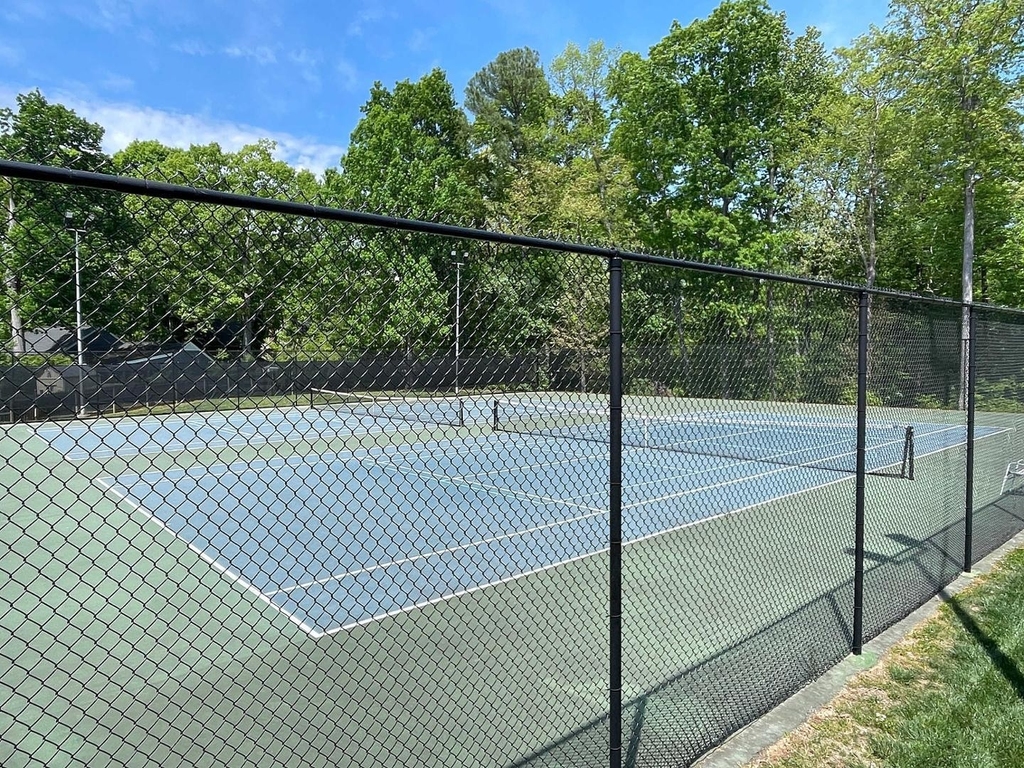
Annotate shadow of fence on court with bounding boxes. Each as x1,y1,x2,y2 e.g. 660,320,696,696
512,491,1024,767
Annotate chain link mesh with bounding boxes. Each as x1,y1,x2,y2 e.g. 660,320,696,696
972,306,1024,564
2,161,1024,767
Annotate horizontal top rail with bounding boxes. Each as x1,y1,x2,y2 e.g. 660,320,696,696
3,158,1020,314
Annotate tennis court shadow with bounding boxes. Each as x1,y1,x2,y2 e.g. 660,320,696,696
887,532,924,549
888,524,1024,696
507,578,857,767
881,527,1024,700
509,508,1024,768
938,589,1024,700
844,546,894,565
988,497,1024,523
885,532,960,577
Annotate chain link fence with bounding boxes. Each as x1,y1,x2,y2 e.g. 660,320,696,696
3,159,1024,767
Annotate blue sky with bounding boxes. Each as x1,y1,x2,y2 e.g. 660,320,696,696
0,0,891,174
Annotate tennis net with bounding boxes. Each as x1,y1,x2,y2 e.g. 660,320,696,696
310,388,466,428
492,399,915,478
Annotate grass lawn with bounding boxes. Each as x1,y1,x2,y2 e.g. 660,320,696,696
748,547,1024,768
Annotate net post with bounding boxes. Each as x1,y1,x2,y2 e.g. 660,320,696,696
964,304,977,571
491,398,499,431
852,290,868,656
905,426,914,481
609,254,624,768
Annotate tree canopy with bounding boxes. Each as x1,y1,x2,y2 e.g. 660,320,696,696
2,0,1023,384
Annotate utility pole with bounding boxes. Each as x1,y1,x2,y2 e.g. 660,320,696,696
451,251,465,394
65,212,92,415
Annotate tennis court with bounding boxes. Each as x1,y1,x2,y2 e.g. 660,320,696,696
27,395,998,638
7,160,1024,768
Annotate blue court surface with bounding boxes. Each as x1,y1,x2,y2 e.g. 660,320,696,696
33,401,1002,637
32,395,494,461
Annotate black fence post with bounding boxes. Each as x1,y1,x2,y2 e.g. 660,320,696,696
609,255,624,768
965,304,977,571
852,290,869,655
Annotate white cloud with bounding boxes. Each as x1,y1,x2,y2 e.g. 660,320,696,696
336,58,360,92
100,73,135,93
224,45,277,65
289,49,322,88
68,0,149,32
408,28,435,54
0,87,345,174
94,0,136,28
347,6,386,37
97,102,344,173
172,39,211,56
1,0,47,23
0,41,21,66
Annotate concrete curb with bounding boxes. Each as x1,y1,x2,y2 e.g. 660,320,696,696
692,529,1024,768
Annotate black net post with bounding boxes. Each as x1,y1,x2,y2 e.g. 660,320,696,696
964,303,977,571
606,256,622,765
852,290,869,655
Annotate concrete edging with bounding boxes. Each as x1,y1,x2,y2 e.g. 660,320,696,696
692,528,1024,768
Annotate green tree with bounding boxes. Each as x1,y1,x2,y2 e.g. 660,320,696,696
880,0,1024,404
338,69,479,220
309,70,481,360
1,90,131,358
530,40,635,243
114,139,320,359
465,48,552,210
610,1,832,392
493,43,633,367
611,0,830,268
795,36,903,289
885,0,1024,299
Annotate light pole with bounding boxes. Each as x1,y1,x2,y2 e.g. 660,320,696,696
64,212,93,414
451,251,465,394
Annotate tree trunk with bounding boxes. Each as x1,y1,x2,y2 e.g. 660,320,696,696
673,280,688,392
4,187,22,358
590,149,614,241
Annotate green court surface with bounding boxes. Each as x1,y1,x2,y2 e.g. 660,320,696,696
0,398,1020,767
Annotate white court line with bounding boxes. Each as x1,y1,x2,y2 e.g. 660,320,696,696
59,415,438,462
156,442,868,607
626,423,1010,547
32,404,306,440
98,442,609,637
623,426,929,510
62,421,364,461
376,435,739,507
107,431,539,489
378,445,607,484
95,477,320,637
495,425,790,491
39,399,488,461
320,427,1007,636
656,426,907,468
321,545,608,636
316,422,1003,635
452,448,608,480
265,505,607,596
369,458,606,513
95,417,1005,638
621,456,827,509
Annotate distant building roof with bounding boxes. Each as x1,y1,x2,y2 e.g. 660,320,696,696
21,326,123,358
18,326,216,366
